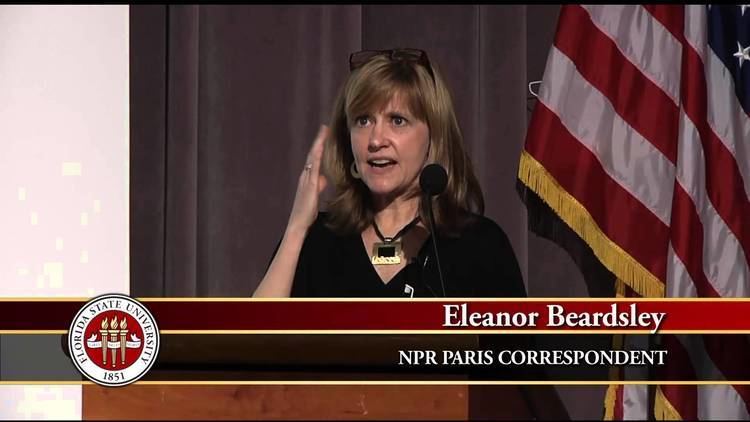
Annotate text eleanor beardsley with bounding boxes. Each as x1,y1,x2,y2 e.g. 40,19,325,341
442,303,666,334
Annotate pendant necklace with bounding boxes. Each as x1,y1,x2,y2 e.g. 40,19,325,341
371,215,420,265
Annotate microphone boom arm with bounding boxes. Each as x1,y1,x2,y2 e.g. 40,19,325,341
424,195,447,297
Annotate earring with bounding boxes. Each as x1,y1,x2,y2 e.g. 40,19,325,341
350,162,361,179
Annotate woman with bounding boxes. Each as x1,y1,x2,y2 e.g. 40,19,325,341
251,49,569,418
253,48,526,299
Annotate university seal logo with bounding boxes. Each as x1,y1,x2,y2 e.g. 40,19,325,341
68,294,159,386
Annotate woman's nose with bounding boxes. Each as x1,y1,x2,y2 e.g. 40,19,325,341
368,121,387,150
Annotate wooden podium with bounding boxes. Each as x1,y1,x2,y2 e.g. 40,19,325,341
81,334,538,420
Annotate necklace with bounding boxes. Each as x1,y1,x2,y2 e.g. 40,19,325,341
371,215,420,265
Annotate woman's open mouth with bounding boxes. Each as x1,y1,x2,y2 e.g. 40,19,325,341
367,159,396,168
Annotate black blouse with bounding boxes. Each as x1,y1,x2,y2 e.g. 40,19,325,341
286,212,527,298
270,212,541,382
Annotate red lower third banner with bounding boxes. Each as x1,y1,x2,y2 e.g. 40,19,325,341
1,298,749,332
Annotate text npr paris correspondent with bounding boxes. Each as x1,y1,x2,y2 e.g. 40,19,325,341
398,349,668,367
443,303,667,334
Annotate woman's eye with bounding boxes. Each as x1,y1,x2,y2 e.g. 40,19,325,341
392,116,406,126
355,116,370,127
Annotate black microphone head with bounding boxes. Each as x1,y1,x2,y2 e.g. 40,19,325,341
420,163,448,196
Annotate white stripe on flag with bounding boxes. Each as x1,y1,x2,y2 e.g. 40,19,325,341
697,385,750,420
622,385,648,420
684,5,707,62
621,334,649,420
666,243,697,298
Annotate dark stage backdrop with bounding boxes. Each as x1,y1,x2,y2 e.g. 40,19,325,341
130,5,607,419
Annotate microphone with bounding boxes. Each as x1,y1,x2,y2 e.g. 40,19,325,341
419,164,448,297
420,163,448,196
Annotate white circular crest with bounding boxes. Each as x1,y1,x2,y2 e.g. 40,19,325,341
68,294,160,387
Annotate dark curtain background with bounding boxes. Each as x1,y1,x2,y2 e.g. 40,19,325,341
130,5,606,419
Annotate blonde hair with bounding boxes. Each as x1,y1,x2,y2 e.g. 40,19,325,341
322,52,484,235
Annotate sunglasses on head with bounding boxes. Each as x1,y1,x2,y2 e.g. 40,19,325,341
348,48,435,82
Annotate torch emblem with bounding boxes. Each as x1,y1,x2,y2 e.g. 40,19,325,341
85,315,143,368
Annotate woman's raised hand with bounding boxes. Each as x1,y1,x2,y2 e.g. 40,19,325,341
286,125,330,236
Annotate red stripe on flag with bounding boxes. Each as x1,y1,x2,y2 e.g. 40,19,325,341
681,33,750,271
554,5,679,164
614,385,624,420
661,386,698,420
660,335,698,420
642,5,685,44
669,183,720,298
525,102,669,281
659,335,697,382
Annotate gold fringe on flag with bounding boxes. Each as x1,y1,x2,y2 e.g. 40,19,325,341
603,383,618,420
655,386,683,420
603,279,627,420
608,278,627,380
517,150,665,298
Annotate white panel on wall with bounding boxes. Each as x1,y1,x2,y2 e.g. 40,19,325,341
0,5,129,420
0,386,80,420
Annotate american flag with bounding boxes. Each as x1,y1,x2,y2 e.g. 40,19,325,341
518,5,749,419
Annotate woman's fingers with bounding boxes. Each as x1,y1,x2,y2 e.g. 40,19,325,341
308,124,329,176
287,125,331,235
301,124,329,186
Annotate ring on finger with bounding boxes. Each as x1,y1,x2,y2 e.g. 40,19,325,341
304,163,313,171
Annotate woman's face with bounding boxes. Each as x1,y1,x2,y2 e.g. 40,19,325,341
350,94,430,202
